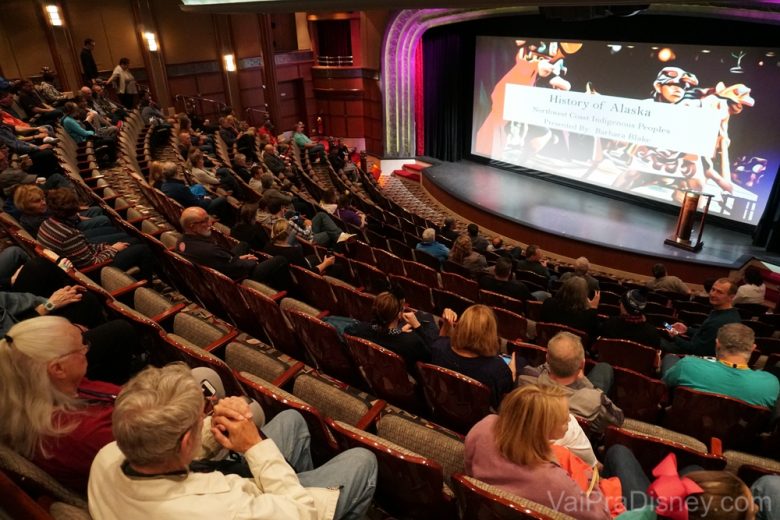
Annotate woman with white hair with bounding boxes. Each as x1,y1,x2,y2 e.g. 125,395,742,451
0,316,117,493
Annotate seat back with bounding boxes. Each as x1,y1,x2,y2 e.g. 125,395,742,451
432,288,474,316
285,309,363,389
373,248,406,277
327,280,375,322
610,366,667,423
414,249,442,270
326,419,454,520
349,259,390,294
442,259,473,279
452,473,573,520
491,307,528,342
238,283,303,359
225,341,300,387
289,264,338,312
479,289,526,316
441,271,480,301
416,362,492,434
161,333,244,397
344,334,427,414
403,259,440,288
661,387,772,452
593,338,660,377
604,426,726,476
535,322,589,349
507,340,548,367
389,275,434,313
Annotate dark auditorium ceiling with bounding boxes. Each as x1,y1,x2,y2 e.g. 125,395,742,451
179,0,780,15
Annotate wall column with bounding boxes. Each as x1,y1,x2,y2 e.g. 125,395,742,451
258,14,281,126
131,0,171,108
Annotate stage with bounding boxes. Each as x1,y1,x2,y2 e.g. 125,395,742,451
420,159,780,284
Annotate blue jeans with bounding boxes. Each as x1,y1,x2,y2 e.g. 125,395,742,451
261,410,378,520
311,211,344,248
753,475,780,520
587,362,614,394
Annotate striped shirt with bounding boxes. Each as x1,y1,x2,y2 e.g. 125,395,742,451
37,217,116,268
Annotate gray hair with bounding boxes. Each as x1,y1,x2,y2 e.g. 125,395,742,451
422,228,436,242
113,363,203,467
546,332,584,378
162,161,179,180
0,316,83,457
574,257,590,275
716,323,755,358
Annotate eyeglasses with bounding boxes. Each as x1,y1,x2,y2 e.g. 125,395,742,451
53,326,91,360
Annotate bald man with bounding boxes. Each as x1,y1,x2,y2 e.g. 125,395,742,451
559,256,599,295
177,206,289,290
517,331,624,432
262,143,288,176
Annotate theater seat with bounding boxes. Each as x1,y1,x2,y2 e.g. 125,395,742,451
416,362,492,435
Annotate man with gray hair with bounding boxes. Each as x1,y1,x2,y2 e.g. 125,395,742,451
559,256,599,295
415,227,449,264
662,323,779,407
517,331,624,432
89,363,378,520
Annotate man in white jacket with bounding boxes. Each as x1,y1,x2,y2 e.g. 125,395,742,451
88,363,377,520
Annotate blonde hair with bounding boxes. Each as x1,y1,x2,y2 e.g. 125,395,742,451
452,304,499,356
113,363,203,467
494,384,569,467
148,160,164,185
0,316,84,458
13,184,45,214
270,219,289,243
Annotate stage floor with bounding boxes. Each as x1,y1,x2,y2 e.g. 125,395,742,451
422,160,780,272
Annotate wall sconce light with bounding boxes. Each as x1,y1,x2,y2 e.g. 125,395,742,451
224,54,236,72
143,32,159,52
45,5,63,26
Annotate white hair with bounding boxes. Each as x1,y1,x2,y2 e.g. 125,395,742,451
0,316,83,458
422,228,436,242
113,363,203,467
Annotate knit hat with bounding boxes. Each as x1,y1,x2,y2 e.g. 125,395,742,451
621,289,646,315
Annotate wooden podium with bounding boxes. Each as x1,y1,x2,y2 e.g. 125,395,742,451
664,190,712,252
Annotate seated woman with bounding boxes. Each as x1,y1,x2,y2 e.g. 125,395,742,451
320,188,338,215
36,188,154,281
60,102,116,165
345,289,446,372
430,304,513,407
0,316,251,494
733,265,766,305
449,234,487,278
335,194,366,229
188,148,241,196
264,219,336,276
231,202,268,251
466,384,612,520
14,184,127,243
540,276,600,339
147,160,164,189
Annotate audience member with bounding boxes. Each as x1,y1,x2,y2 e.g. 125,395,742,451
467,223,489,252
334,194,366,229
17,79,62,125
466,385,613,520
516,244,552,281
439,216,459,242
262,143,288,176
147,160,164,189
188,148,241,195
448,234,488,277
292,121,326,162
160,160,231,223
431,304,514,407
36,67,69,106
540,276,600,338
416,227,450,264
107,57,137,109
266,198,352,250
662,323,779,408
478,256,534,302
646,263,691,295
518,331,624,432
178,206,289,290
599,289,661,348
559,257,600,295
346,289,443,372
0,316,143,491
91,84,126,123
0,149,69,198
0,122,61,178
662,277,741,356
320,188,338,214
230,202,268,251
88,363,378,520
80,38,99,86
486,236,521,259
264,219,336,276
231,153,251,183
36,188,154,281
260,172,292,207
734,265,767,305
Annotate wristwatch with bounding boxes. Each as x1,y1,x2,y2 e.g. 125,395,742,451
43,300,56,312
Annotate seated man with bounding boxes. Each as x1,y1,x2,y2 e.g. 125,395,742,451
662,277,741,356
266,199,353,250
160,161,232,224
88,363,378,520
515,244,552,281
646,262,691,295
559,257,600,295
438,216,459,242
662,323,779,408
485,236,521,260
178,206,289,290
262,143,289,176
478,256,533,302
292,121,326,162
415,228,449,264
517,331,624,432
16,80,63,125
466,223,489,252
